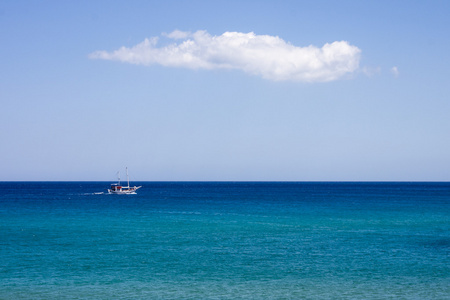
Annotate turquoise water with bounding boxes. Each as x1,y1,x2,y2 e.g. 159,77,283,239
1,182,449,299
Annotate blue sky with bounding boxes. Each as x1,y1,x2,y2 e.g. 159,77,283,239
1,0,450,181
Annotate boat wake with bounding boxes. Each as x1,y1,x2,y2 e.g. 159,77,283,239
82,192,105,195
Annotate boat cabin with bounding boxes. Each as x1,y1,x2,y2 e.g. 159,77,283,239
110,184,122,192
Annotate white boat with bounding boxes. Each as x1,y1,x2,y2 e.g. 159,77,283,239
108,167,141,194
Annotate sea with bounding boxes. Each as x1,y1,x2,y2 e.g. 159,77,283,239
0,182,449,299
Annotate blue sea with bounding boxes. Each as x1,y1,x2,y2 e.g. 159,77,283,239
0,182,449,299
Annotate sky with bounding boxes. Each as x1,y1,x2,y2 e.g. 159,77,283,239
1,0,450,181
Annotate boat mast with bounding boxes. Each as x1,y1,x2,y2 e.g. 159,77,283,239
126,167,130,188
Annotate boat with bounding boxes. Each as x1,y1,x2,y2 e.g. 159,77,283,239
108,167,141,194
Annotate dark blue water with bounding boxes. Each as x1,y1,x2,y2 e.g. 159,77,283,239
1,182,449,299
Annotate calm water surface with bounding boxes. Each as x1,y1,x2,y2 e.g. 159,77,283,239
0,182,449,299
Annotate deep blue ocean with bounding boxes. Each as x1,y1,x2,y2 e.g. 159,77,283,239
1,182,449,299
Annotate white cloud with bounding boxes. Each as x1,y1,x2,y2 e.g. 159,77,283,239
163,30,191,40
89,30,361,82
391,66,399,78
